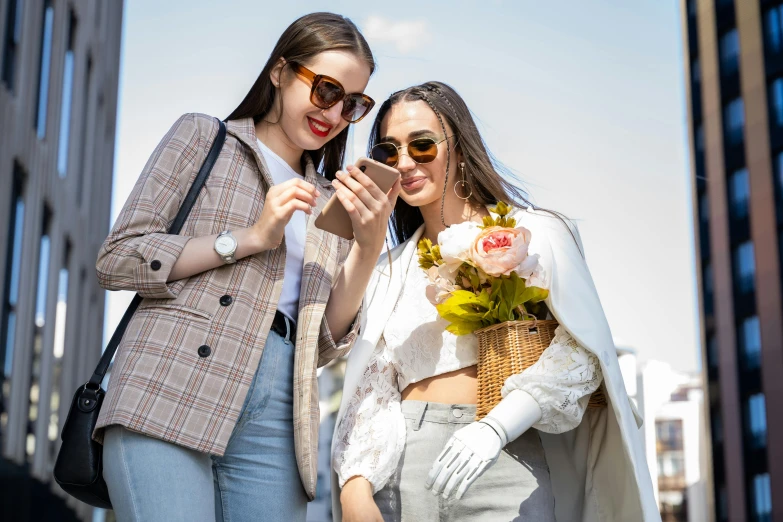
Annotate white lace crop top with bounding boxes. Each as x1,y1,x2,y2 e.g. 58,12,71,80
333,252,603,494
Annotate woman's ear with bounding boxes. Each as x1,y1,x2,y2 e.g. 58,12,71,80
454,144,465,166
270,57,287,88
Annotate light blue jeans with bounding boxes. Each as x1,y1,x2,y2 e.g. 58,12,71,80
103,328,308,522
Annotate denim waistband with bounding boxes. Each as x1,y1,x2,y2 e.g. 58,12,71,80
401,400,476,430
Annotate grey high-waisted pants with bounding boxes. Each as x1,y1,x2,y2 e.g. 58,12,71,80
374,400,555,522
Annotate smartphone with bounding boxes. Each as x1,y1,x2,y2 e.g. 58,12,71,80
314,157,401,240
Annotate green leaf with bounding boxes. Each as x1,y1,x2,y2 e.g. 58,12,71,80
445,321,484,336
489,278,503,301
516,285,549,305
527,287,549,303
468,267,481,289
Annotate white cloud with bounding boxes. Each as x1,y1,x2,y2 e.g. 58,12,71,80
361,16,432,54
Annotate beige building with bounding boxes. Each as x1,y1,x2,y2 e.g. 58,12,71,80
639,361,709,522
0,0,123,519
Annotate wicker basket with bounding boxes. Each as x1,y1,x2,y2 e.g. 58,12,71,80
475,319,607,420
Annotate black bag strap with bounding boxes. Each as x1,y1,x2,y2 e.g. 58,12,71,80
87,119,227,388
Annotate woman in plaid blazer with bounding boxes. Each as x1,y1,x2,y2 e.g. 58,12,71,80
93,13,400,522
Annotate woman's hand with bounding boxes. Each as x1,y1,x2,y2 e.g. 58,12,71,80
332,165,401,254
340,476,384,522
252,178,320,251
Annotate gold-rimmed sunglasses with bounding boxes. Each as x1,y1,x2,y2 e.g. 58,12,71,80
289,62,375,123
370,136,453,167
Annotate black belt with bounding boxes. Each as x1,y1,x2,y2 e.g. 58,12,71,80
271,310,296,342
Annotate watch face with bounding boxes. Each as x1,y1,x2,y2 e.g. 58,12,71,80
215,235,235,255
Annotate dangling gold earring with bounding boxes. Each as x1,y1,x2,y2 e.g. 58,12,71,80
454,162,472,201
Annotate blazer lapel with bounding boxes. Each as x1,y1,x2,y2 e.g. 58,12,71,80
362,225,425,348
225,118,275,188
335,225,425,427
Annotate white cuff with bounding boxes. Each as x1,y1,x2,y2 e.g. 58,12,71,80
479,389,542,445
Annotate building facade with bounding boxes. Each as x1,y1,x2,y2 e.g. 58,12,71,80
0,0,123,519
682,0,783,521
639,361,709,522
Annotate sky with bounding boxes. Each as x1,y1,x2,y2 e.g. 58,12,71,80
106,0,699,373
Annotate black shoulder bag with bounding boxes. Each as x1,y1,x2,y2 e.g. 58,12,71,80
53,119,227,509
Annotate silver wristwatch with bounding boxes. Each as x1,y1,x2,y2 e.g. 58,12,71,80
214,230,238,264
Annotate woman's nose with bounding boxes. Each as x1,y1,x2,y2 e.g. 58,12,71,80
321,101,344,125
396,152,416,172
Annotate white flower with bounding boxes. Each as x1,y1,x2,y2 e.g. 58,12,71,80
526,261,548,289
438,221,481,264
425,266,458,305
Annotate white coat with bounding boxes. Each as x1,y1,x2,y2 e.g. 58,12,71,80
331,207,661,521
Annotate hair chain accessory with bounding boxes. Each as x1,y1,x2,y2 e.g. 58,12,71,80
420,93,451,228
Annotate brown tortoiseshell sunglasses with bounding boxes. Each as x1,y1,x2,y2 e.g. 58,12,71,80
289,62,375,123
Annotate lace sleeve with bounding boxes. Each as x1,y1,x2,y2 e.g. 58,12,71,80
332,337,406,494
501,325,602,434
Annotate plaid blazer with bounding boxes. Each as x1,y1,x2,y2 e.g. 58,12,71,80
93,113,361,499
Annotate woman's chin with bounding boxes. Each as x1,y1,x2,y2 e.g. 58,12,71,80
400,191,441,209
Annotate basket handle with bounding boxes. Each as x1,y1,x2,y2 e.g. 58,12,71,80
515,306,538,328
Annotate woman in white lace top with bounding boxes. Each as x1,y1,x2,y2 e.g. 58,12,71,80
330,82,614,522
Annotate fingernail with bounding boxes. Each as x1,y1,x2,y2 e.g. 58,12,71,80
316,191,322,198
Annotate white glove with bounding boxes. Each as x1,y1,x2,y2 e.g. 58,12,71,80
424,389,542,500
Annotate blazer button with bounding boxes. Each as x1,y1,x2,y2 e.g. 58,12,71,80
219,295,233,306
150,260,162,271
197,345,211,358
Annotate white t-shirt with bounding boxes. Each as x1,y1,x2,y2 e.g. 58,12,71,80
257,139,306,321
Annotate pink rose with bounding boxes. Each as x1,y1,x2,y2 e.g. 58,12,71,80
470,226,538,278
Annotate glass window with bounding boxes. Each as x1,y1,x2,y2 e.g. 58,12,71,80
747,393,767,449
720,29,740,76
729,168,749,219
696,124,705,151
707,334,718,369
688,0,696,18
1,166,25,434
712,410,723,443
766,6,783,54
27,210,51,461
57,12,77,177
753,473,772,521
724,98,745,145
734,241,755,293
78,57,92,206
48,244,69,465
1,0,23,91
656,420,684,450
700,192,710,225
703,262,714,314
771,79,783,128
740,315,761,369
692,58,701,84
35,0,54,138
776,151,783,193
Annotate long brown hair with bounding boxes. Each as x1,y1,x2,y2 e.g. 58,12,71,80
369,82,579,249
227,12,374,179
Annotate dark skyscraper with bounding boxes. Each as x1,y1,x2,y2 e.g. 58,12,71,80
683,0,783,521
